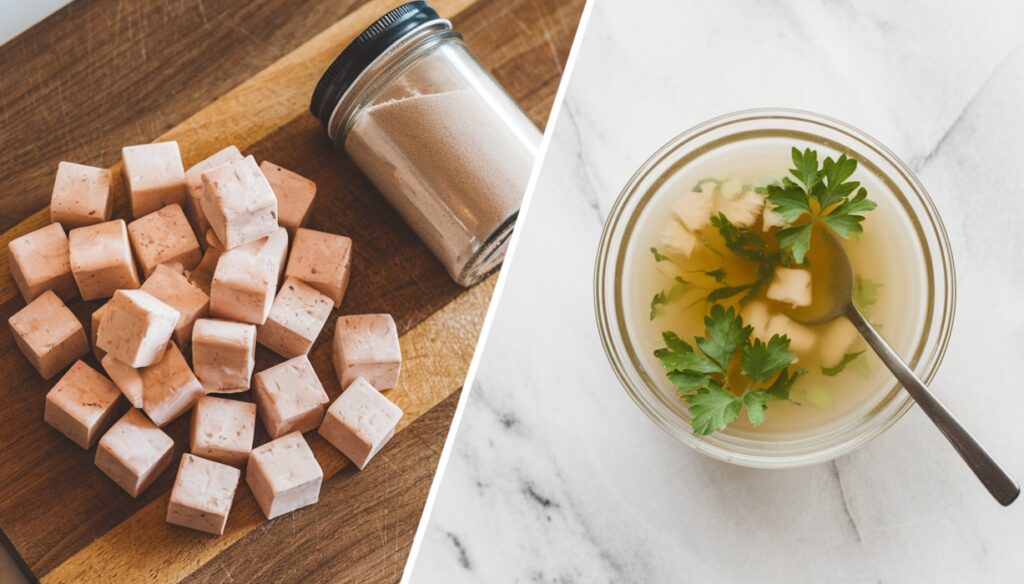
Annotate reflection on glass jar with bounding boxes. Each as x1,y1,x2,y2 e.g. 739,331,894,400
312,1,541,286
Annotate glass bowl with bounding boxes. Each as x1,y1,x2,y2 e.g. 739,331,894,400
594,109,955,468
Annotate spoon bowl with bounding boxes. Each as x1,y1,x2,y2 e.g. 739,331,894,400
786,231,855,325
790,230,1019,506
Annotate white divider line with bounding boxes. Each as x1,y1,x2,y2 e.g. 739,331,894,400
0,0,72,45
399,0,598,580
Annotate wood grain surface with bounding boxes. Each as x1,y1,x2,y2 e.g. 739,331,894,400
186,389,463,584
0,0,584,581
0,0,370,232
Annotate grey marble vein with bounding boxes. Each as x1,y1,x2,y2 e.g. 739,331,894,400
912,39,1024,171
831,460,865,546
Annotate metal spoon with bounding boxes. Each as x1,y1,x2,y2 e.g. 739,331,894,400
789,231,1019,506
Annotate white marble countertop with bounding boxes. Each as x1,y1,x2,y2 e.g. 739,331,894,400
409,0,1024,582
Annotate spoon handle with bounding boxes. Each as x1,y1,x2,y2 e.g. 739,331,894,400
845,305,1019,505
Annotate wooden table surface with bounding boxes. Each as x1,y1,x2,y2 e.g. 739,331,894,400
0,0,583,582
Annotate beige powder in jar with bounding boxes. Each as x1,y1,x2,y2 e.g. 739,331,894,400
344,49,540,280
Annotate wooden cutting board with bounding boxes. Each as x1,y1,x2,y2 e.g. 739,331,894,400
0,0,583,581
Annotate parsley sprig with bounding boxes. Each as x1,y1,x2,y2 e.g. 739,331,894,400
648,247,728,318
655,304,805,434
821,351,865,376
854,275,881,310
705,215,778,304
757,148,878,264
650,277,691,320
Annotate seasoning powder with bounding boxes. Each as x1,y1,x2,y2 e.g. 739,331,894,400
345,49,538,277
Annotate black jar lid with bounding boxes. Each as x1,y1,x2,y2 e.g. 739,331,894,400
310,1,443,134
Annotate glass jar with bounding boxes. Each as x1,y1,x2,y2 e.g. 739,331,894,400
311,1,541,286
594,109,956,468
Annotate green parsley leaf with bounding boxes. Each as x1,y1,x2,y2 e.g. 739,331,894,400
852,352,873,376
692,178,721,193
694,305,751,373
662,331,690,353
763,367,805,401
821,351,865,376
654,333,721,376
703,217,780,300
656,304,805,435
667,370,711,395
685,382,742,435
707,283,758,302
710,214,769,262
819,188,877,238
649,277,692,320
790,147,821,192
740,335,795,383
688,268,727,283
854,276,882,309
776,223,814,264
650,291,668,320
755,148,876,264
703,268,727,283
743,367,806,425
758,180,811,222
650,247,671,263
819,154,859,208
654,350,720,376
743,391,770,426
